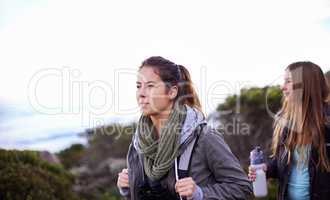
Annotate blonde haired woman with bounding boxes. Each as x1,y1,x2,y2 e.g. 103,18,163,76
249,61,330,200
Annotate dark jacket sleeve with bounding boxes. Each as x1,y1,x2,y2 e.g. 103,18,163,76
199,129,253,200
266,156,279,179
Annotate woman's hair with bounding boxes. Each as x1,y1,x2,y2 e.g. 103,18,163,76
326,71,330,98
272,61,330,171
139,56,202,112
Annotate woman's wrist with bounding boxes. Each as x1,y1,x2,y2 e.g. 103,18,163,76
188,185,203,200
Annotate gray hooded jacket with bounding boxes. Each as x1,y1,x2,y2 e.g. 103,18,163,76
119,105,252,200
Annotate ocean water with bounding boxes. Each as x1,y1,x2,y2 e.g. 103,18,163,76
0,102,137,152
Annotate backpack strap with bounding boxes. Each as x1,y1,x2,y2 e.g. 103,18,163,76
174,136,198,200
174,124,205,200
178,124,206,175
177,136,198,178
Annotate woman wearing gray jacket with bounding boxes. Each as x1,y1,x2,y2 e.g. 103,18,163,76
117,56,252,200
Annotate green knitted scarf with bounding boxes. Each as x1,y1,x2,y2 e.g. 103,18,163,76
137,104,187,181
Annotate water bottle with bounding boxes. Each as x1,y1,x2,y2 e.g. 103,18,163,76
250,146,268,197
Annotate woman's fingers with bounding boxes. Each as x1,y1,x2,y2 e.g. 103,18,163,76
248,166,257,182
178,190,194,198
176,185,194,193
117,168,129,188
118,175,129,187
248,174,256,182
119,173,129,182
175,177,196,199
248,164,267,182
175,177,195,189
248,166,256,172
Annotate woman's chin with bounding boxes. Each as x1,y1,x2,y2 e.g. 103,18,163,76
140,108,151,116
141,112,150,116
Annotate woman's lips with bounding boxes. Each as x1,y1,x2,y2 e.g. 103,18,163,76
140,103,149,108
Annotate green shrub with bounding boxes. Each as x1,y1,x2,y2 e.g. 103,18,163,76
0,149,81,200
57,144,85,169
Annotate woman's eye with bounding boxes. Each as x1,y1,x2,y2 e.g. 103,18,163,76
136,85,141,89
147,85,154,88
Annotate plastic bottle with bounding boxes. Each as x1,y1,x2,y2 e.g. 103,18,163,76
250,146,268,197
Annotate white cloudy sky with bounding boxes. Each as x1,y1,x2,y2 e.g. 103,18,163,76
1,0,330,151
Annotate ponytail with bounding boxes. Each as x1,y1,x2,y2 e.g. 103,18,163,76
177,65,202,111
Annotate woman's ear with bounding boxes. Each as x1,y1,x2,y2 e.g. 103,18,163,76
169,86,179,100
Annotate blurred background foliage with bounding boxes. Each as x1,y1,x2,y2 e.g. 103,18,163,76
0,150,80,200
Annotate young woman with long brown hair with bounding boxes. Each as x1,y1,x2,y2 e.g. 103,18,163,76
117,56,252,200
249,61,330,200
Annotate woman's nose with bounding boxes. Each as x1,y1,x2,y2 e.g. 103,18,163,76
137,87,147,98
139,93,146,99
